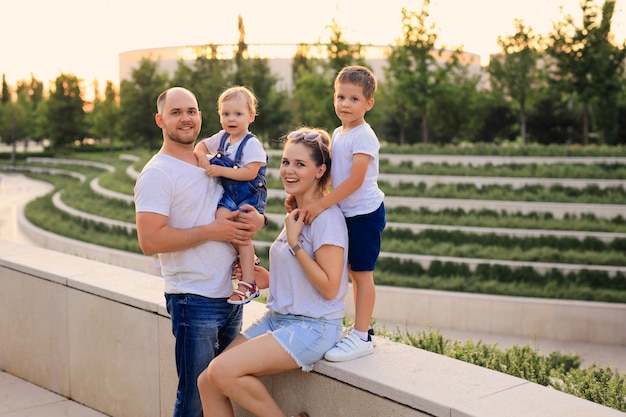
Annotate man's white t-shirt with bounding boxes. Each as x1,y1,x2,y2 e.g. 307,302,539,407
266,205,349,320
134,154,237,297
331,123,385,217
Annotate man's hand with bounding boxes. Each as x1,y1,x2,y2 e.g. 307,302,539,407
216,210,255,245
238,204,266,232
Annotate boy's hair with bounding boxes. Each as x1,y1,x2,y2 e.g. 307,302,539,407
218,86,258,116
334,66,377,100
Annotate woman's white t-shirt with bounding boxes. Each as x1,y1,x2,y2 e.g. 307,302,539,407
266,204,349,320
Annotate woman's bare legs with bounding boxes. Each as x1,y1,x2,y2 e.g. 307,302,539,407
198,333,299,417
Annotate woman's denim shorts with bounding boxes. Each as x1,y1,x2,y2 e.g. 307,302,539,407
243,310,342,371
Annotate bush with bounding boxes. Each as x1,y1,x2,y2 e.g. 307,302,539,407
381,326,624,412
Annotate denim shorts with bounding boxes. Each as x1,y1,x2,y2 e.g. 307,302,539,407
243,310,342,371
346,202,386,271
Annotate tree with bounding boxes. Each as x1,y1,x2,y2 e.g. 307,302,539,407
88,81,119,151
428,68,481,143
14,74,44,149
488,20,544,144
547,0,626,145
238,57,290,144
1,74,9,105
527,89,581,144
229,16,290,143
172,45,235,139
289,18,367,133
0,100,27,165
326,18,366,74
384,0,462,144
470,89,517,143
46,73,86,150
233,14,248,86
119,57,169,150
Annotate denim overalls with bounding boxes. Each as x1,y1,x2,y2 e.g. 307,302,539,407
210,132,267,214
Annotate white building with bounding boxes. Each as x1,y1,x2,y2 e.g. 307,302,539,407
119,43,486,94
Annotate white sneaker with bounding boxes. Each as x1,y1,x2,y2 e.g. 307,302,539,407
324,332,374,362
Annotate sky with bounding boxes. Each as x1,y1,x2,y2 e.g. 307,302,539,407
1,0,625,95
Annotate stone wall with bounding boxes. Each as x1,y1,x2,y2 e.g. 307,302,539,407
1,240,623,417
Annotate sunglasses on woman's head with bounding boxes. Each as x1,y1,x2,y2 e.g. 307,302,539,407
287,131,322,142
287,131,326,164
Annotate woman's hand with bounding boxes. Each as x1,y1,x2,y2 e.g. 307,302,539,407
284,208,305,246
233,264,269,289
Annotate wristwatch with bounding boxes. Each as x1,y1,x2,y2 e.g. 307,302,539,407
289,242,303,256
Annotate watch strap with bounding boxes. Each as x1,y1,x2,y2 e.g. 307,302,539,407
289,242,303,256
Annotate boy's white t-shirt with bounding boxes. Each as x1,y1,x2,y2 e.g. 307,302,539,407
331,123,385,217
202,130,266,169
134,153,237,297
266,204,349,320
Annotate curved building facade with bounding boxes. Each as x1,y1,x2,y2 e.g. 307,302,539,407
119,43,484,94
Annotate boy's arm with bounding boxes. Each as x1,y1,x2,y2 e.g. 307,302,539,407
205,161,262,181
302,153,369,223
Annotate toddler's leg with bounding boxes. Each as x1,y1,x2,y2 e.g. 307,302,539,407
228,242,259,305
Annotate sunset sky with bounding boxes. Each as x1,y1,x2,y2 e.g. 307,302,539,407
1,0,624,91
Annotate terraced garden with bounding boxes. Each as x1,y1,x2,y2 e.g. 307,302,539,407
1,148,625,302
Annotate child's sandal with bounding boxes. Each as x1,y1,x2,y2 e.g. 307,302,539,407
227,281,260,305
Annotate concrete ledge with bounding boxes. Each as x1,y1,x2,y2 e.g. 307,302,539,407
0,240,623,417
361,286,626,346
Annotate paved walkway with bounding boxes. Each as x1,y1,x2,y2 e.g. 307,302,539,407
0,174,106,416
1,173,625,417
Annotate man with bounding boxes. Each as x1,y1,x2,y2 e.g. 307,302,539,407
134,87,264,417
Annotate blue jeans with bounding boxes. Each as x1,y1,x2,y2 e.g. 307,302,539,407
165,293,243,417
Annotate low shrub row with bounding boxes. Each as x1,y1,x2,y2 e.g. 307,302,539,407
379,142,626,157
374,259,626,301
383,205,626,233
383,228,626,266
377,161,626,179
381,326,625,412
382,182,626,205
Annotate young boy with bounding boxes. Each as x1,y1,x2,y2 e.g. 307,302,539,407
301,65,386,361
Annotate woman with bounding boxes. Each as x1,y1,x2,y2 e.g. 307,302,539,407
197,128,349,417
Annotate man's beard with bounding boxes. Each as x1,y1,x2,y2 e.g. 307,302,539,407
166,127,197,145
